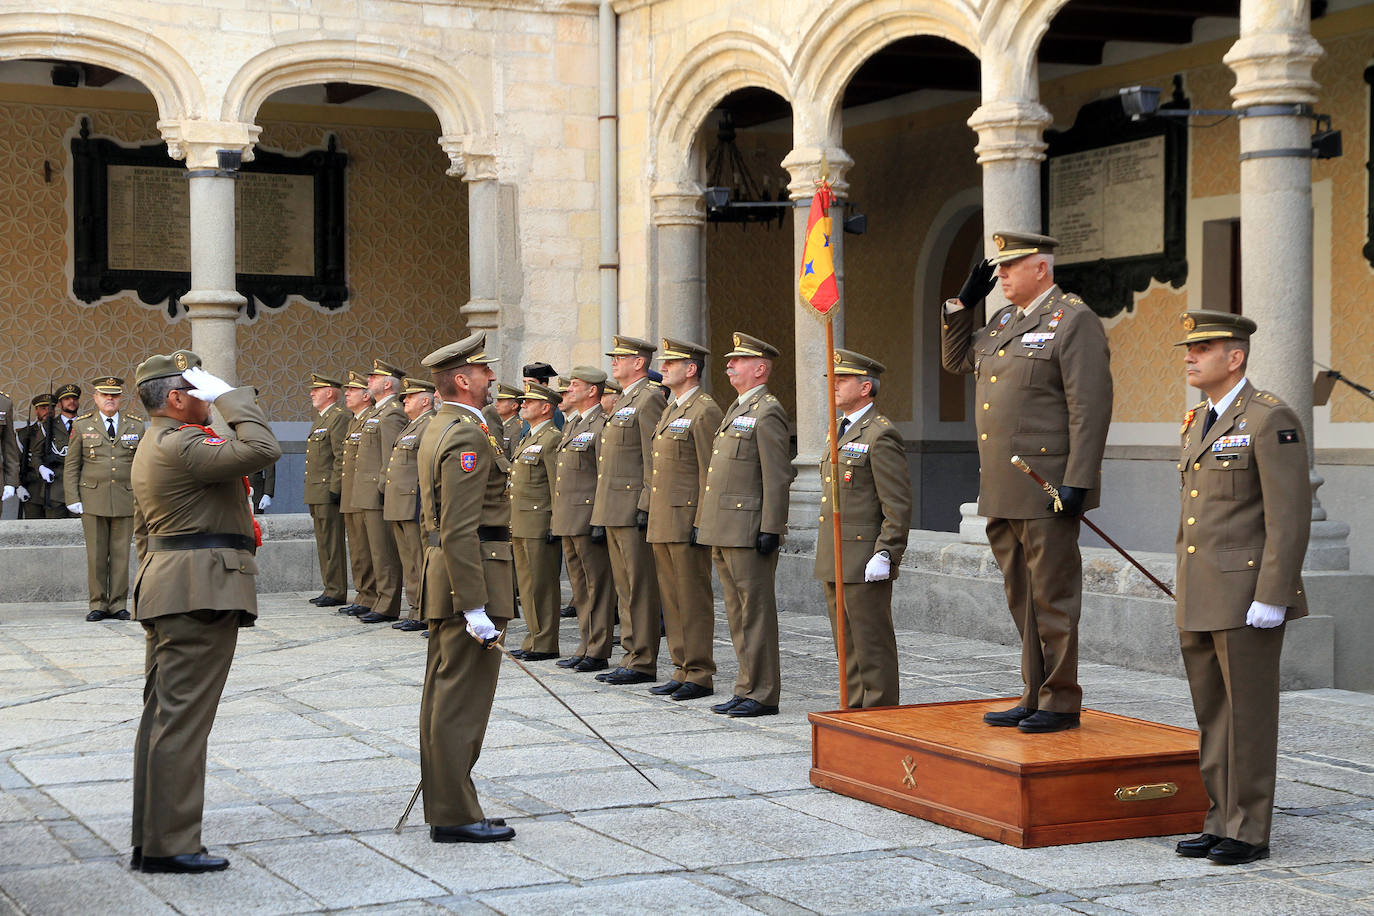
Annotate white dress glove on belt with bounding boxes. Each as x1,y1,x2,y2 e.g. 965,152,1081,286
1245,600,1287,629
863,552,891,582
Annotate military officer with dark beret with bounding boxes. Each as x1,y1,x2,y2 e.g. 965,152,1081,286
129,350,280,873
385,377,437,632
304,373,350,607
339,371,377,616
509,382,564,660
1170,311,1311,866
941,231,1113,733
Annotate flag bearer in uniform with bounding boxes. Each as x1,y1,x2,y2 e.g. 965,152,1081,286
65,376,145,622
698,333,795,717
509,382,564,660
646,338,722,702
814,351,911,708
303,373,350,607
129,351,280,873
385,378,436,632
339,372,376,616
1170,311,1310,866
416,331,516,844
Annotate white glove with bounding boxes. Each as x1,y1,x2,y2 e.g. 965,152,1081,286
16,486,29,502
67,502,83,515
1246,600,1287,629
38,465,55,483
864,552,891,582
182,366,234,404
1,485,12,502
257,494,272,510
464,607,499,643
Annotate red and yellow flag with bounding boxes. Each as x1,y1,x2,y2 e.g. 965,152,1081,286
798,182,838,316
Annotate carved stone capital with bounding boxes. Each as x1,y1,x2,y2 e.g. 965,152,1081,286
459,297,500,329
967,100,1051,164
159,120,261,170
1224,31,1323,107
651,181,705,226
781,146,853,201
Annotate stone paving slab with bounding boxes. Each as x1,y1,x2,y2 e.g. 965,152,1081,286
0,593,1371,915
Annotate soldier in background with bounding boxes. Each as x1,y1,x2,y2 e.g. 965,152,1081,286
555,377,579,619
488,383,523,459
248,463,275,514
65,376,145,622
0,386,16,513
16,393,53,518
600,378,621,414
522,361,565,432
354,360,410,625
509,382,564,660
303,374,350,608
385,378,436,633
338,372,376,616
28,383,81,518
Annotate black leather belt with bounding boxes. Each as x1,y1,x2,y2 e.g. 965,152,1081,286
426,526,510,548
147,533,256,554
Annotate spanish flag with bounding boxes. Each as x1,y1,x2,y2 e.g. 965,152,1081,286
798,182,839,316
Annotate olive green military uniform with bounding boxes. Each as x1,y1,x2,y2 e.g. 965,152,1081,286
304,384,351,604
813,351,912,708
248,462,275,512
647,340,723,690
385,402,435,620
28,386,79,518
355,385,410,619
0,389,17,498
511,391,563,655
697,334,795,708
1173,313,1311,848
129,351,281,860
65,386,145,617
552,395,615,661
595,336,668,677
416,333,513,829
340,374,377,610
940,234,1112,715
17,397,52,519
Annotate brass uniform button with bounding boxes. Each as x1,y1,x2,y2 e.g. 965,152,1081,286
1190,489,1199,497
1187,517,1195,525
1247,560,1255,567
980,433,988,441
997,349,1005,356
1187,545,1196,554
989,375,997,383
1193,463,1201,470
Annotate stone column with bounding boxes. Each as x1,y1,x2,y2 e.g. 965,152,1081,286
446,138,505,361
651,181,706,344
161,120,261,384
781,144,852,548
1225,1,1349,568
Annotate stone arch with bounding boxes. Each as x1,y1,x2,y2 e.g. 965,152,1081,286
979,0,1073,99
0,12,205,120
651,31,793,181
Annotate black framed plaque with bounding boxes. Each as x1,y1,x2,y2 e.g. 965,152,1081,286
70,118,348,319
1363,64,1373,269
1041,78,1190,318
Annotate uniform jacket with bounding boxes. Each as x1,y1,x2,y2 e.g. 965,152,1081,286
18,422,45,491
303,403,349,505
339,406,371,512
697,386,795,549
130,387,282,622
418,403,512,615
551,406,606,537
646,387,723,544
593,377,667,526
0,391,16,489
64,412,146,516
352,396,408,510
510,420,561,539
941,285,1113,519
502,415,522,460
1175,381,1310,631
383,409,434,523
814,408,912,583
28,413,76,508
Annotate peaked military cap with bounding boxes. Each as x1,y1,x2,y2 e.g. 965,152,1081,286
92,375,124,394
989,230,1059,266
369,358,407,379
723,332,780,360
605,334,657,359
520,381,562,406
310,372,343,389
604,378,623,394
494,383,524,400
554,376,571,393
133,351,201,387
660,337,709,361
1175,310,1257,346
54,383,83,400
30,393,53,408
831,348,887,377
401,377,436,394
421,331,499,371
568,365,608,385
344,370,369,390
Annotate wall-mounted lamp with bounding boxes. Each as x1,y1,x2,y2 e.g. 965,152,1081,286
1118,85,1341,160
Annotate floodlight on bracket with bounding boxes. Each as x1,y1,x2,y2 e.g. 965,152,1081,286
1118,86,1341,160
703,188,868,234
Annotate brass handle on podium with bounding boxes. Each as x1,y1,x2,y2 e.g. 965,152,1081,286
1114,782,1178,802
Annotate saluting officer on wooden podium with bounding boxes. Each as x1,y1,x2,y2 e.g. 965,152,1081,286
941,231,1113,734
1170,311,1310,866
814,350,912,708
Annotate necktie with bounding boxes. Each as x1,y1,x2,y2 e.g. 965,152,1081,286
838,417,850,438
1202,408,1218,436
106,418,116,440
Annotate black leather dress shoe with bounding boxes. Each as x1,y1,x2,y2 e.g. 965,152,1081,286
110,610,131,620
606,669,654,685
508,648,528,660
1017,710,1080,733
670,683,713,701
1175,833,1225,857
430,819,515,843
394,619,427,632
595,666,629,682
1206,838,1269,865
130,846,141,869
521,651,559,661
573,657,608,673
983,705,1035,727
727,698,779,717
315,595,345,607
557,655,585,668
359,612,399,624
138,850,230,873
346,605,371,617
85,610,110,622
711,695,745,714
560,604,577,618
649,680,684,696
308,594,327,605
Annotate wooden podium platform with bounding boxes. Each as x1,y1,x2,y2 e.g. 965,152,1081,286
809,698,1207,848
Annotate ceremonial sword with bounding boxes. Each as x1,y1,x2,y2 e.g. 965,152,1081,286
1010,456,1175,600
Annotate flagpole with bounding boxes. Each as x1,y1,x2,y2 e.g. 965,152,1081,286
824,313,848,710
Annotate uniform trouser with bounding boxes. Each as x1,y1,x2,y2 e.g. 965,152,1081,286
1179,623,1285,846
32,503,73,519
308,502,348,601
362,508,402,617
514,536,562,654
82,513,134,612
712,546,781,706
131,609,239,857
985,515,1083,714
823,580,900,708
564,534,615,659
392,519,423,619
20,500,49,519
342,510,377,607
652,541,716,687
607,525,662,675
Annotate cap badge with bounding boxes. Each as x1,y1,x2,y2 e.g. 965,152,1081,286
174,353,188,371
732,333,741,347
1182,315,1196,332
833,351,842,365
993,234,1006,250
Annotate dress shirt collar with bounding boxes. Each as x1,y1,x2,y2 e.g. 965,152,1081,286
1209,377,1249,418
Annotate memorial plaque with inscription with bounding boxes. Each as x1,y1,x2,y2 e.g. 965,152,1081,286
71,119,348,318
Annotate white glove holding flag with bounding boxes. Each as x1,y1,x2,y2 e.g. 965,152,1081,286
39,465,55,483
67,502,83,515
1245,600,1286,629
182,366,234,404
464,608,499,644
863,552,891,582
1,485,12,502
258,494,272,510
